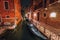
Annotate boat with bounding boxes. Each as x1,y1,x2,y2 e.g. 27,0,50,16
25,19,47,40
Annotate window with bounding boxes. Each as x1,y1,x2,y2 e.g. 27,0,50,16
44,13,46,17
50,12,56,18
6,15,10,18
4,1,9,9
37,12,40,21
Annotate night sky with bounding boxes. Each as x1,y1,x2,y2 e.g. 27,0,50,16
21,0,31,9
21,0,32,17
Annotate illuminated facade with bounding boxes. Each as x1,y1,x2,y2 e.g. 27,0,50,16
26,0,60,40
0,0,22,29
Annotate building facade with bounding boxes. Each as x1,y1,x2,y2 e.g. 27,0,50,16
0,0,22,29
26,0,60,40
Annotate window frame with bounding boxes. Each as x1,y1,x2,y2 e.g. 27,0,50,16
4,1,9,10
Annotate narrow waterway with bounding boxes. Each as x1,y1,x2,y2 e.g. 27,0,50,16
0,21,44,40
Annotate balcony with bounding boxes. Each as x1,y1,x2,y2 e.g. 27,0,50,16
0,18,15,27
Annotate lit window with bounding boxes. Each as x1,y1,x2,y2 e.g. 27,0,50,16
34,13,36,17
4,1,9,9
50,12,56,18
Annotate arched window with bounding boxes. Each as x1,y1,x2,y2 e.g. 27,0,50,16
44,13,46,17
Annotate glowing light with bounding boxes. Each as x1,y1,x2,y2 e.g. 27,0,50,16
8,24,16,29
34,14,36,17
45,8,48,10
25,14,28,17
12,24,16,28
50,12,56,18
30,24,33,26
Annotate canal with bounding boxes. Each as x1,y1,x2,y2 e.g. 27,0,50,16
0,20,45,40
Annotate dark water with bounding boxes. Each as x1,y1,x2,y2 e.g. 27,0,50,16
0,21,44,40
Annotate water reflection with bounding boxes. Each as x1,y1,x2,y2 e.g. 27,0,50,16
0,21,44,40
